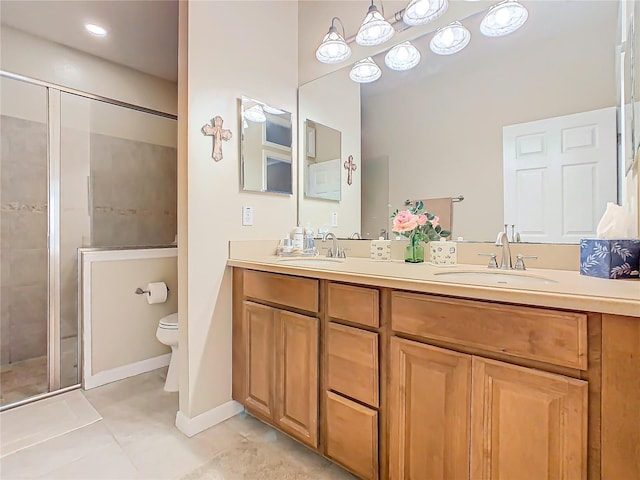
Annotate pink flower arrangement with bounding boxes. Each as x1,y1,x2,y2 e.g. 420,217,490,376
391,201,450,245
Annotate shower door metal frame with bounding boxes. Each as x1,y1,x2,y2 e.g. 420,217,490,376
0,70,177,411
47,88,62,392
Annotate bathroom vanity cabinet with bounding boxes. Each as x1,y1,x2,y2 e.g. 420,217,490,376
389,292,588,479
231,266,640,480
234,270,319,448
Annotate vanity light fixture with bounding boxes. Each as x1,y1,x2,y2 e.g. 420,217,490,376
349,57,382,83
85,23,107,36
243,104,266,123
402,0,448,27
316,17,351,64
356,1,395,47
430,21,471,55
480,0,528,37
385,41,421,71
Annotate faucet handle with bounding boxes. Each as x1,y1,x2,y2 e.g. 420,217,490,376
478,253,498,269
320,246,333,257
514,254,537,270
336,247,347,258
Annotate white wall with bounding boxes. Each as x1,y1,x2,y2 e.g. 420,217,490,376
362,20,616,241
81,249,177,389
298,69,361,237
181,1,298,421
1,26,177,115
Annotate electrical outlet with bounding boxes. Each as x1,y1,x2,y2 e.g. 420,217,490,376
331,211,338,227
242,206,253,226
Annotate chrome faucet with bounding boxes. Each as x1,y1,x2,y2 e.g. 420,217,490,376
349,232,361,239
322,232,345,258
495,231,513,270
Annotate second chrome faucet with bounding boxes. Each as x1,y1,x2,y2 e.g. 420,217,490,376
479,231,537,270
495,231,512,270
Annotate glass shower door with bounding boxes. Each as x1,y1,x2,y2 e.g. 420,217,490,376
0,76,50,406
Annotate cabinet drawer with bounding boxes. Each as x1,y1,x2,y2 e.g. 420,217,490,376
327,323,379,407
391,291,587,369
326,391,378,480
243,270,318,313
328,283,379,327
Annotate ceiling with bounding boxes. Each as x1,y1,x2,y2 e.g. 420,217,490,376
0,0,178,82
0,0,616,88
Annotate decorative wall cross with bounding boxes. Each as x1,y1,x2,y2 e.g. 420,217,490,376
344,155,357,186
201,116,232,162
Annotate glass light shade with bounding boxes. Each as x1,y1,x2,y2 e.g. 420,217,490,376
385,42,421,71
403,0,448,26
244,104,266,123
349,57,382,83
356,5,395,46
316,27,351,64
430,21,471,55
480,0,528,37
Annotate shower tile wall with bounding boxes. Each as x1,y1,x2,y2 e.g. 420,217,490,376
90,134,177,247
1,115,48,365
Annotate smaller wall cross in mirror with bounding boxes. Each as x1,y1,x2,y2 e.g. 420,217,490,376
201,116,232,162
344,155,357,186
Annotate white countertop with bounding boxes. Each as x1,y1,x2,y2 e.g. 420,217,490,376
227,253,640,317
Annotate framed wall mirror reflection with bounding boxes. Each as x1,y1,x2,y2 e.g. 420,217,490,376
304,119,342,201
240,96,293,195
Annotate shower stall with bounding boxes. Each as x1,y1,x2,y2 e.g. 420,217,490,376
0,73,177,409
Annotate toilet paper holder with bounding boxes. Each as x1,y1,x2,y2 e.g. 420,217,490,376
135,286,170,295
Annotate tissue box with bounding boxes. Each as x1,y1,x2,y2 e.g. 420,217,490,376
579,239,640,279
370,239,391,261
429,240,457,265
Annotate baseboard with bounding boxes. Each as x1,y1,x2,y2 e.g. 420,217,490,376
175,400,244,437
83,353,171,390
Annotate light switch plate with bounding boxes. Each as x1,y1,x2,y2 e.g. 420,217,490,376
242,206,253,226
331,211,338,227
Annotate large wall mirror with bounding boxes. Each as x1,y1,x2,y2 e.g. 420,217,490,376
299,0,639,242
240,96,293,195
304,119,342,201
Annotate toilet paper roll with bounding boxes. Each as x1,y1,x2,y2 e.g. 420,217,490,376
146,282,168,304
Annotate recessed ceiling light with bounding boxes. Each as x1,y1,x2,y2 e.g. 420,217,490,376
85,24,107,36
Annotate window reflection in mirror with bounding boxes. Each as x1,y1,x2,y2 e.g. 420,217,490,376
304,120,342,201
240,96,292,194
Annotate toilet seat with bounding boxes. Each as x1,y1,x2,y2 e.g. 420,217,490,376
159,312,178,329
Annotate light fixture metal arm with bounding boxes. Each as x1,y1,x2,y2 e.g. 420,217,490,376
330,16,347,39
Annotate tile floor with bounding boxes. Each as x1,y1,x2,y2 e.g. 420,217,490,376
1,337,79,408
0,368,357,479
0,356,48,407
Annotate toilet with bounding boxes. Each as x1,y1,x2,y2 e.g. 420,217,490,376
156,312,179,392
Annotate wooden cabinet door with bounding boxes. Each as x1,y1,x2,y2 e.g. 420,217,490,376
471,357,588,480
242,301,276,420
326,391,379,480
276,310,319,448
389,337,472,480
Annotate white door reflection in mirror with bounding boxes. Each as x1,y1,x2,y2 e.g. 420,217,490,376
503,107,617,243
240,96,293,195
305,120,341,201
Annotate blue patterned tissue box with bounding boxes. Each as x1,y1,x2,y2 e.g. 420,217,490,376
579,239,640,279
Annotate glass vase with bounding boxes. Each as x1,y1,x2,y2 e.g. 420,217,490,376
404,243,425,263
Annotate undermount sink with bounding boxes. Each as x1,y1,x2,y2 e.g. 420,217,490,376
434,270,557,285
276,257,344,266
